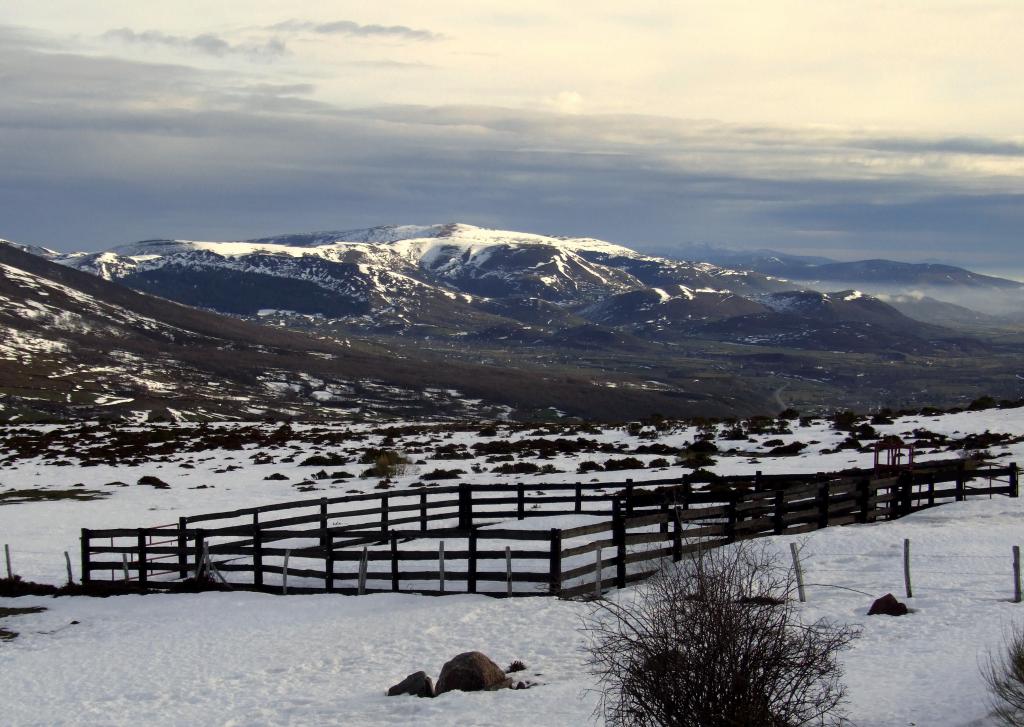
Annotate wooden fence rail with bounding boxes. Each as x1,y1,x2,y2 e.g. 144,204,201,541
81,461,1018,598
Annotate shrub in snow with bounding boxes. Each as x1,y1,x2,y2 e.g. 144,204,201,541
984,624,1024,726
581,541,858,727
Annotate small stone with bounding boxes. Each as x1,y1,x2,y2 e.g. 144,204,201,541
387,671,434,698
868,593,909,616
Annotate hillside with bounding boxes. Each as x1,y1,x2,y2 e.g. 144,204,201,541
0,243,763,422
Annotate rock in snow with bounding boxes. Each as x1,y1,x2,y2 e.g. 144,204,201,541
435,651,512,695
386,671,435,698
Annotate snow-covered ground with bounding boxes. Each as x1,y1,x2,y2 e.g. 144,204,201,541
3,407,1024,725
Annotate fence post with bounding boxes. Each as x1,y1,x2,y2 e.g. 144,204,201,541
927,475,936,507
773,490,785,534
137,529,148,588
575,484,582,514
252,512,263,589
672,507,683,562
194,529,205,579
955,462,966,502
625,480,634,516
1011,463,1019,499
506,546,512,597
595,548,603,598
325,533,335,592
121,553,130,582
790,543,806,603
900,473,914,516
903,538,913,598
725,495,737,543
754,470,763,492
817,483,830,530
381,494,389,534
468,531,478,594
1014,545,1021,604
358,546,368,595
319,497,328,554
438,541,445,594
420,491,428,531
79,530,90,585
282,550,290,595
613,500,626,589
660,503,669,535
177,517,188,579
390,533,399,592
857,478,871,524
64,551,74,585
459,483,473,530
549,529,562,596
517,484,525,520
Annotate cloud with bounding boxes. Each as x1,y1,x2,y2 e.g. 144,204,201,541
102,28,287,59
1,25,1023,272
270,19,441,42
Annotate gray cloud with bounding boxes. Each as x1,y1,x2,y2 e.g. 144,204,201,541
103,28,288,59
270,19,441,41
1,26,1022,273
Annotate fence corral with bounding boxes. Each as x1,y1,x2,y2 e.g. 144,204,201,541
80,459,1019,598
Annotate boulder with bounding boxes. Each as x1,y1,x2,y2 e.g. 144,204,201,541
387,671,434,698
435,651,512,695
868,593,909,616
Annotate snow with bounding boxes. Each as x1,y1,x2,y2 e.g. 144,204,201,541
3,407,1024,725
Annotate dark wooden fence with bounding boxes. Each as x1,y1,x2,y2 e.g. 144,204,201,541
81,459,1018,598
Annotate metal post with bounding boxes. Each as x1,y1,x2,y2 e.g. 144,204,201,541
282,549,290,595
595,548,603,598
358,546,368,595
1011,463,1019,499
4,543,10,580
64,551,74,585
121,553,130,582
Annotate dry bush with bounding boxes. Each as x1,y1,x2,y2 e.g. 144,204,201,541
581,542,858,727
984,625,1024,726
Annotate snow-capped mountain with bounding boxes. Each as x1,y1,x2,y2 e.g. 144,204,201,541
42,223,981,355
48,223,804,337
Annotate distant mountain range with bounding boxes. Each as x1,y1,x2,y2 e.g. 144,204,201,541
3,224,1022,420
673,244,1024,317
21,223,995,354
0,241,780,422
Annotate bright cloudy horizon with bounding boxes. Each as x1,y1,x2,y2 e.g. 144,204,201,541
2,1,1022,269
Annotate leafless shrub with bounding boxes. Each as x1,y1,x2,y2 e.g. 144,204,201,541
984,624,1024,726
581,541,858,727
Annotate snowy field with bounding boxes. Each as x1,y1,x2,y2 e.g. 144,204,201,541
3,407,1024,725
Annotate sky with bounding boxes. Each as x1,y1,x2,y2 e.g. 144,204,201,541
1,1,1023,269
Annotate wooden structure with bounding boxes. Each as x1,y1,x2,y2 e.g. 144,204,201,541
874,436,915,475
80,459,1018,599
